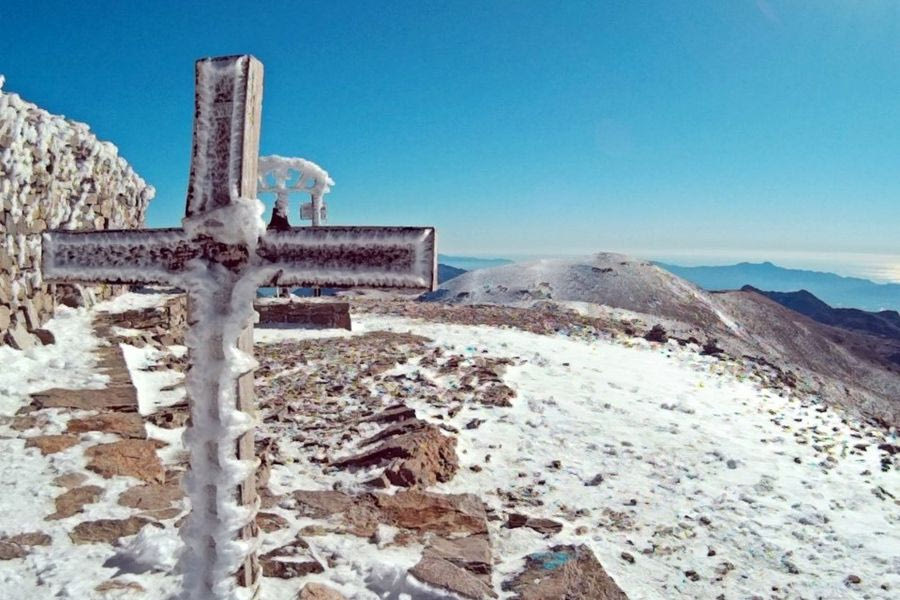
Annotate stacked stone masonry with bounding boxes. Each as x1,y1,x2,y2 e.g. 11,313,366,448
0,75,154,348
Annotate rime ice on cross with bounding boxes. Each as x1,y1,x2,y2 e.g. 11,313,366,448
40,55,436,600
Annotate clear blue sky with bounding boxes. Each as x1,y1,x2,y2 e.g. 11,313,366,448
2,1,898,269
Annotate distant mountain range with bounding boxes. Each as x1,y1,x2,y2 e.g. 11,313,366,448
742,286,900,365
658,261,900,312
438,254,512,271
438,263,467,284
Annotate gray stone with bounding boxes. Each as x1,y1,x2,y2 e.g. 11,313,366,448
5,320,37,350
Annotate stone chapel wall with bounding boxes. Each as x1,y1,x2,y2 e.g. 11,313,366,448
0,76,155,348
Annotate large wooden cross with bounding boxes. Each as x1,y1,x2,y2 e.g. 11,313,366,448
41,55,436,599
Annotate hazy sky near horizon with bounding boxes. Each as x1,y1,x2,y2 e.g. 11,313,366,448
2,1,898,266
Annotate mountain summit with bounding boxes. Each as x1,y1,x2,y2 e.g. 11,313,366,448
425,253,900,426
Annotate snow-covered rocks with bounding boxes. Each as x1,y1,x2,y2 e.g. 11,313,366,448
0,78,154,348
1,293,896,599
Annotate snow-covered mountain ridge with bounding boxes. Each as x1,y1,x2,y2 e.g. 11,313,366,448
423,252,900,427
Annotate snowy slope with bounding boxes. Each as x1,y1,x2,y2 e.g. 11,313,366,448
425,253,732,329
423,253,900,426
1,299,897,599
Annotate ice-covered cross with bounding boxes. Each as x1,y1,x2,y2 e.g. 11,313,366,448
40,55,436,600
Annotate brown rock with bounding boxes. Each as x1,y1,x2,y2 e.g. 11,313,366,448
503,544,628,600
425,534,492,575
643,324,668,343
333,423,458,488
8,415,39,431
25,434,80,455
293,490,357,519
297,525,332,537
54,472,88,489
358,418,428,447
140,508,182,521
410,555,497,599
70,516,152,544
256,511,290,533
292,490,490,540
260,537,324,578
48,485,104,520
376,491,488,536
479,383,516,407
5,532,52,546
95,580,145,593
32,328,56,345
66,413,146,439
28,386,138,412
117,481,182,512
146,404,190,429
359,404,417,424
506,513,563,535
85,440,165,483
298,583,347,600
0,541,29,560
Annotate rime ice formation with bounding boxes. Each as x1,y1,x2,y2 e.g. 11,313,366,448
178,266,262,600
176,56,266,600
43,226,437,290
258,155,334,228
0,75,154,347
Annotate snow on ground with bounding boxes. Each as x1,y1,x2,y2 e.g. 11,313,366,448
0,305,181,599
1,302,897,599
261,314,899,599
0,306,107,414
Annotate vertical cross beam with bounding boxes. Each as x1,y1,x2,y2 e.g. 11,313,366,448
180,55,263,598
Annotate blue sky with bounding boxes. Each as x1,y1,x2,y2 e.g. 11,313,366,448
1,1,898,276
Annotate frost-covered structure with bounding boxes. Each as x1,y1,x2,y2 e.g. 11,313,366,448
257,154,333,229
41,54,436,600
0,76,154,347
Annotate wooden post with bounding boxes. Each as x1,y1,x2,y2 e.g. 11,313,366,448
183,54,264,592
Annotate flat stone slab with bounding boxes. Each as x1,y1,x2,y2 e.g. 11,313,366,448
260,537,324,579
85,440,165,484
53,472,88,489
410,555,497,599
291,489,490,540
24,434,80,455
66,413,146,439
27,386,138,412
48,485,104,520
26,338,138,413
70,516,153,544
117,480,183,512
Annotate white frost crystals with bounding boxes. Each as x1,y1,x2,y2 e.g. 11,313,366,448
182,196,267,250
258,154,334,226
257,155,334,199
177,263,261,600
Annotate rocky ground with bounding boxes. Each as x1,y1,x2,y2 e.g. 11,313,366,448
0,294,897,599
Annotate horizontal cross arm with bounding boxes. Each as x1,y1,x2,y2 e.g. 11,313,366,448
42,229,209,285
42,226,437,291
261,226,436,290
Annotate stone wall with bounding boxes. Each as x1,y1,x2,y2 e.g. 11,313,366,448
0,75,154,348
255,300,352,330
